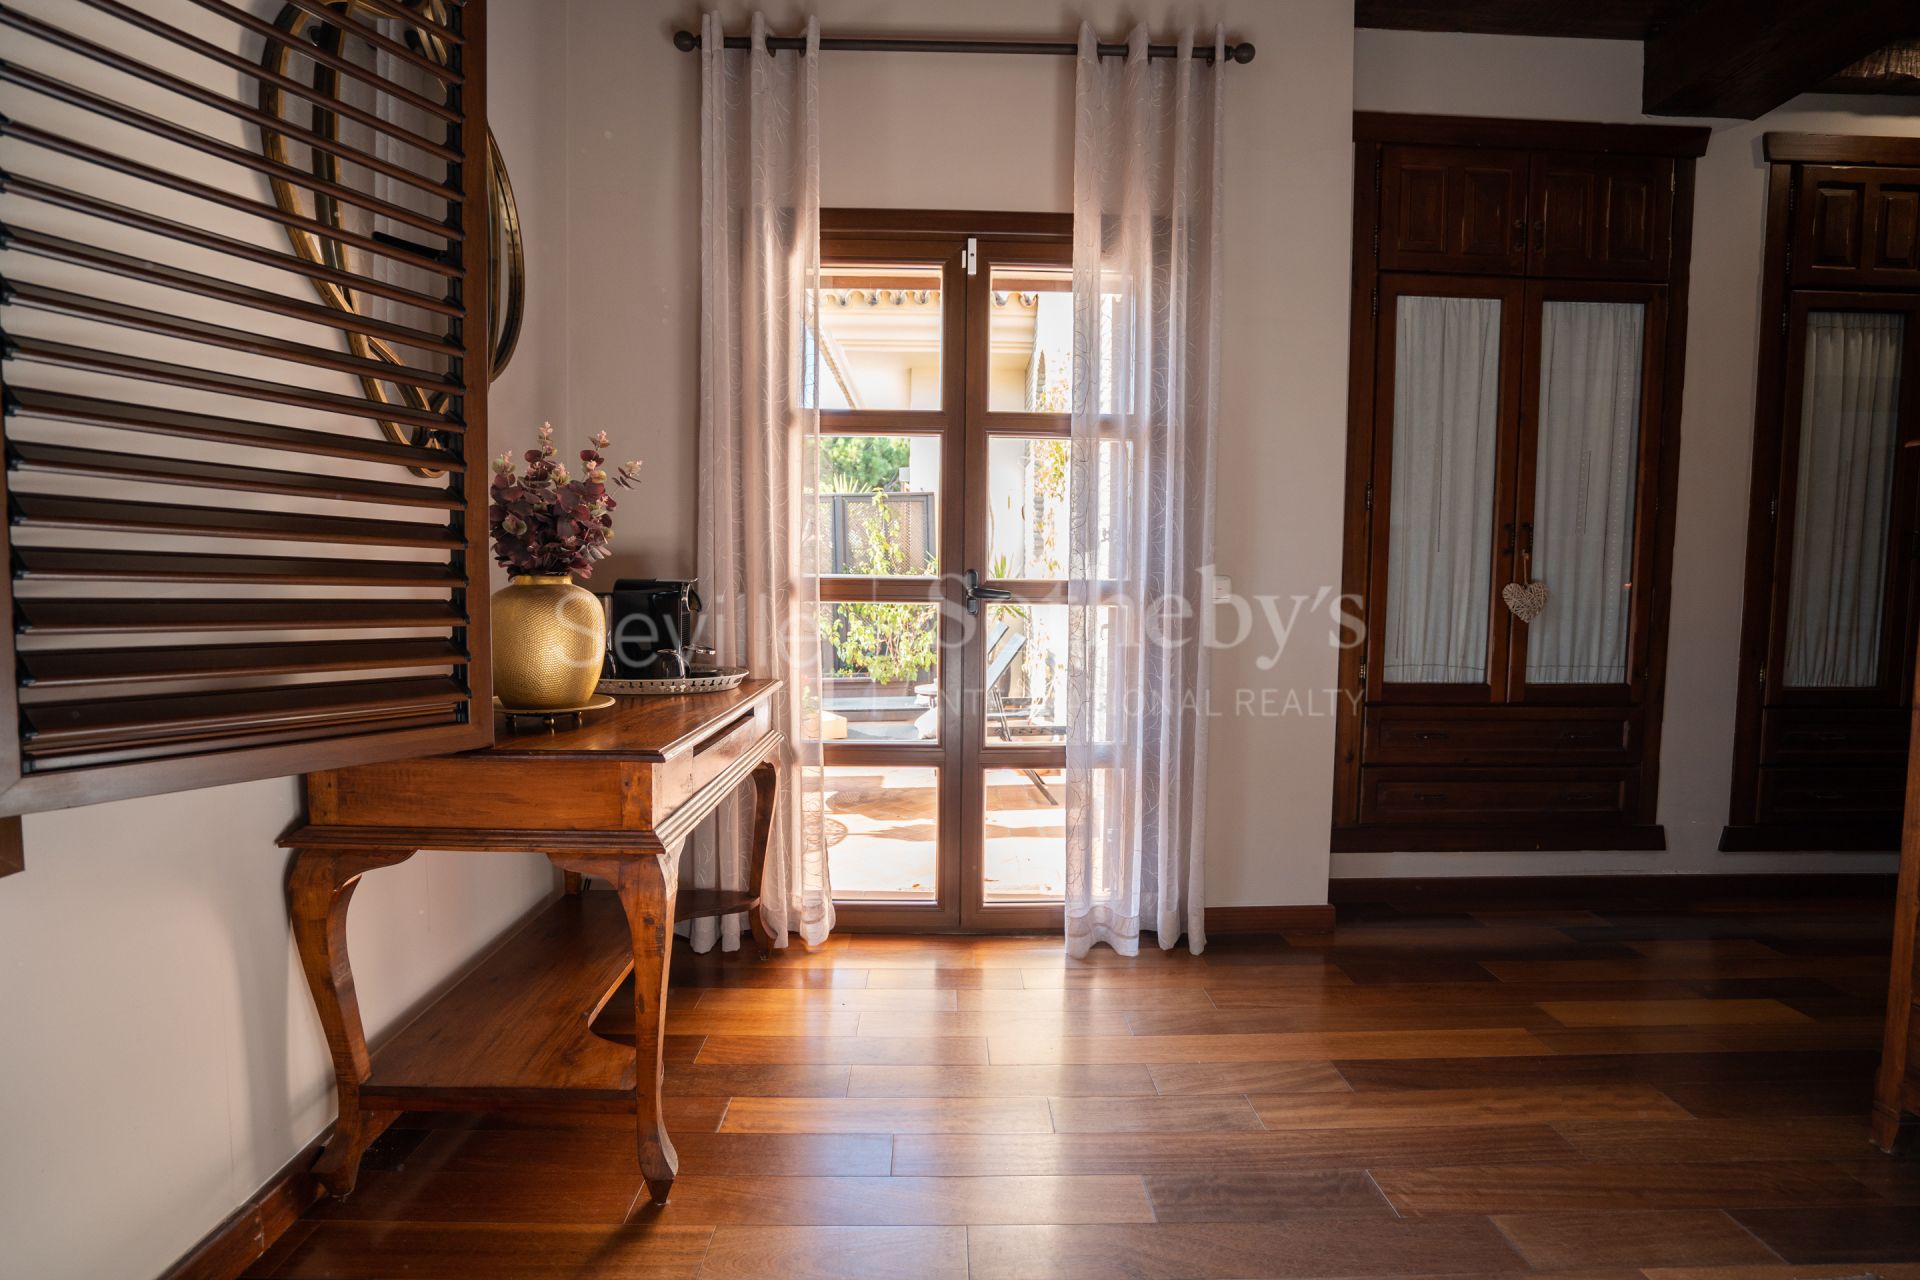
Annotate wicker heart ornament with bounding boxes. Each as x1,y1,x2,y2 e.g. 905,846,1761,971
1502,580,1549,622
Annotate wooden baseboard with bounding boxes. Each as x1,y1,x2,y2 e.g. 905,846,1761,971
1328,871,1900,910
157,1112,395,1280
1205,904,1335,933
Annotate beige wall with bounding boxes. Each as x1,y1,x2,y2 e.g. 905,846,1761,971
0,3,566,1276
1345,30,1913,877
555,0,1359,910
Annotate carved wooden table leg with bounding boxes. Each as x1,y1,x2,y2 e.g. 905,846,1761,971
550,849,680,1204
287,846,416,1197
747,760,781,958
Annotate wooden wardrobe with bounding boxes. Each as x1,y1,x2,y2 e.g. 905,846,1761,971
1333,115,1707,853
1725,134,1920,853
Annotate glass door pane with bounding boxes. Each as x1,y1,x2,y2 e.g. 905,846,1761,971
1525,300,1645,685
982,768,1066,902
987,436,1070,579
988,267,1073,412
818,602,941,743
982,603,1068,747
1384,294,1504,684
822,766,940,903
812,265,945,410
1784,311,1905,688
817,435,943,577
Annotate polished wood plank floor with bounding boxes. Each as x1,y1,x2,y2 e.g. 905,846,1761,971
250,892,1920,1279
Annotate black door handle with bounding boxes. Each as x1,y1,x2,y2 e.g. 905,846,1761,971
964,569,1014,615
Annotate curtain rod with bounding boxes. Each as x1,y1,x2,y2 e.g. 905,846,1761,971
671,31,1257,64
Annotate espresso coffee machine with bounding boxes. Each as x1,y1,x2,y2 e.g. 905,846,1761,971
606,579,705,678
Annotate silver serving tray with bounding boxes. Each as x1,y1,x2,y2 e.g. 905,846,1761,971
597,666,749,696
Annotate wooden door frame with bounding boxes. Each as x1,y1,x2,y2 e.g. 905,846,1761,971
821,209,1072,932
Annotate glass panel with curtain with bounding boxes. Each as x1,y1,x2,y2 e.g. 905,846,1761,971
1525,301,1645,685
1784,311,1905,689
1384,295,1503,684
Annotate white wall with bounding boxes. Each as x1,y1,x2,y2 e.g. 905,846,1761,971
557,0,1358,911
1345,30,1916,877
0,3,566,1276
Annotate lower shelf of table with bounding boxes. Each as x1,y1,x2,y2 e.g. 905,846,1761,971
363,892,639,1100
359,881,762,1109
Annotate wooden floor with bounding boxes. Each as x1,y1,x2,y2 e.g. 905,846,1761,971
248,890,1920,1279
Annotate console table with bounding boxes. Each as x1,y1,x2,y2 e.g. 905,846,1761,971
280,680,783,1206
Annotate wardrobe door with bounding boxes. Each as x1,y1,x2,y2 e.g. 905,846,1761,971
1767,295,1920,711
1792,167,1920,290
1508,282,1666,705
1529,152,1674,281
1368,275,1526,706
1379,146,1530,275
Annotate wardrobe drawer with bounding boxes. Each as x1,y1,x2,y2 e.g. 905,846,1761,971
1358,767,1636,825
1363,708,1637,766
1754,765,1905,823
1762,708,1908,764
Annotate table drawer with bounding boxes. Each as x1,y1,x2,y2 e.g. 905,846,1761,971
691,703,771,792
1357,767,1636,825
1363,708,1637,765
650,702,772,825
1762,707,1908,764
1754,765,1905,823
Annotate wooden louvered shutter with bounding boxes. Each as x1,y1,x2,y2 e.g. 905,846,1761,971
0,0,493,816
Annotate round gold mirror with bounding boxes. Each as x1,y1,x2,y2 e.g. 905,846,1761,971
256,0,525,476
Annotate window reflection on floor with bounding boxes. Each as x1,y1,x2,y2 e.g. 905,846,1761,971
823,765,939,903
983,768,1065,902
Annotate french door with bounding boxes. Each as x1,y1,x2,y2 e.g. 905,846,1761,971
815,214,1071,930
1367,273,1666,709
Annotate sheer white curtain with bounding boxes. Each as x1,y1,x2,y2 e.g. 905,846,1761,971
1065,25,1222,957
1384,296,1501,684
692,12,832,950
1526,301,1645,684
1785,311,1906,688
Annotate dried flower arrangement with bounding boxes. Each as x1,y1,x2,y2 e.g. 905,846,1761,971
488,423,642,578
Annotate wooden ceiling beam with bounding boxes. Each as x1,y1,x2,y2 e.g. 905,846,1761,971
1817,40,1920,96
1643,0,1920,118
1354,0,1658,41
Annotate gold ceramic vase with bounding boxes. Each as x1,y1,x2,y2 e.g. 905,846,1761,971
491,574,606,710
